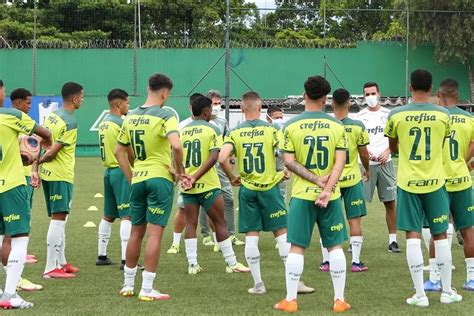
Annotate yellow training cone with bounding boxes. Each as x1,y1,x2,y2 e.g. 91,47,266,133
83,221,96,228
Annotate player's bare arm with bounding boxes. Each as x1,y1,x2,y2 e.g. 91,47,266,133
115,143,133,182
168,132,185,181
316,150,346,208
33,125,52,148
218,143,241,186
388,137,398,154
39,142,63,164
182,150,219,191
358,145,370,181
283,152,328,188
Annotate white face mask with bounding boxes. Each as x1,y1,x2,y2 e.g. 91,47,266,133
211,106,220,117
268,115,286,128
366,95,378,108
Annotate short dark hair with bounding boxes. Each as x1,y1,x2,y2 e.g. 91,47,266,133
439,78,459,96
267,106,283,117
242,91,261,102
332,88,350,106
304,76,331,100
61,82,83,100
0,80,3,88
190,93,204,105
107,89,128,102
149,73,173,92
363,82,379,93
411,69,432,92
191,96,212,116
10,88,32,102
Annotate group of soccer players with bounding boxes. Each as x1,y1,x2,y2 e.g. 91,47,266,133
0,68,473,312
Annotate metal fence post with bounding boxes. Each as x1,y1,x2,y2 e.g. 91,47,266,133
32,0,37,95
224,0,231,122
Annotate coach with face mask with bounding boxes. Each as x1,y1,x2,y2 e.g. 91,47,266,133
356,82,400,254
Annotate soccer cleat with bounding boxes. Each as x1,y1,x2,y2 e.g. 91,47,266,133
62,263,79,273
225,262,250,273
248,282,267,295
43,268,76,279
464,280,474,291
319,261,330,272
388,241,402,253
333,299,351,312
347,244,352,253
138,289,170,301
96,257,113,266
188,264,203,275
297,281,315,294
213,244,221,253
351,262,368,272
273,299,298,313
231,235,245,246
26,254,38,264
406,294,429,307
202,236,214,246
456,230,464,246
440,289,463,304
424,280,442,292
166,244,180,254
0,294,33,309
17,278,43,291
119,286,135,297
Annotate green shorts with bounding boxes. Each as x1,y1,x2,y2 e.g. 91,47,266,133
448,188,474,230
287,197,348,249
130,177,174,227
25,176,34,211
0,185,31,236
42,180,73,217
238,185,287,233
397,186,450,235
103,168,131,219
340,181,367,219
182,189,221,212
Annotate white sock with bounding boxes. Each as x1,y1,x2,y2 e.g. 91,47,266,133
45,220,65,273
212,232,218,244
350,236,363,264
429,258,440,283
123,265,137,288
275,234,290,263
245,236,262,285
447,224,454,248
141,270,156,292
98,219,112,257
285,252,304,301
329,248,346,301
4,237,28,297
466,258,474,281
185,238,198,265
219,237,237,267
120,220,131,261
58,221,67,266
406,238,425,298
172,232,182,246
421,228,431,252
434,238,452,293
389,233,397,245
320,238,329,262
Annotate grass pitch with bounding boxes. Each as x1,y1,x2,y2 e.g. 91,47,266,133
6,157,473,315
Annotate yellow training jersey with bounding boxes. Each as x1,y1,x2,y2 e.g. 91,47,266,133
339,117,370,188
117,106,179,184
180,119,222,194
224,119,284,191
0,108,37,193
384,103,450,194
40,108,78,184
98,114,123,169
24,165,32,177
443,106,473,192
282,111,347,201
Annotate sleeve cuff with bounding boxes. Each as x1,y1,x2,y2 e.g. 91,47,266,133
166,130,179,137
29,123,38,136
117,141,130,146
280,149,295,153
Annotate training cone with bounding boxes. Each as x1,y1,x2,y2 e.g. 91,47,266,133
94,193,104,198
88,206,99,211
83,221,96,228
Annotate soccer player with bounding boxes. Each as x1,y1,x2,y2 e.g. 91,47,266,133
40,82,83,279
266,106,288,199
384,69,462,306
319,88,370,273
0,79,52,309
96,89,132,267
357,82,400,253
180,95,249,275
274,76,351,313
116,73,182,301
423,78,474,292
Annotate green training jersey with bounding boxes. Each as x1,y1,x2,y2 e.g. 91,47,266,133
117,106,179,184
282,111,347,201
0,108,37,193
40,108,78,184
98,114,123,169
180,119,222,194
339,117,370,188
384,103,450,194
443,106,473,192
224,119,284,191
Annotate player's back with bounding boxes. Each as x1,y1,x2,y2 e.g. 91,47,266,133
385,102,450,194
180,119,222,194
443,106,473,191
98,114,123,169
225,119,283,191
